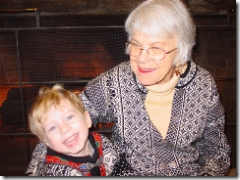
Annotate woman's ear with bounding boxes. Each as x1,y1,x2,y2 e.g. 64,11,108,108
84,111,92,128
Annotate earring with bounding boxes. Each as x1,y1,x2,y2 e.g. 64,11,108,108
175,66,180,76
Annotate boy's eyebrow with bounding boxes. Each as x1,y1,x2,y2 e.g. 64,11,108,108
42,118,56,129
43,122,53,129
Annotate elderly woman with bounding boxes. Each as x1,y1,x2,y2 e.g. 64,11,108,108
26,0,231,176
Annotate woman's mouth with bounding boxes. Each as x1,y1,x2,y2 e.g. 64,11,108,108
63,133,79,146
139,66,155,73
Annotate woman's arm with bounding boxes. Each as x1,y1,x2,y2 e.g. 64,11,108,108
194,78,231,176
80,71,116,125
101,134,118,176
25,141,47,176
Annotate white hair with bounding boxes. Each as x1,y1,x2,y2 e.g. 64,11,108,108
125,0,196,65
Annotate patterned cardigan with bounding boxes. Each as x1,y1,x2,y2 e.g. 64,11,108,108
80,60,231,176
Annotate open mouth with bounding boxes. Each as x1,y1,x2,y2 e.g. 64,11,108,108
139,66,155,73
63,133,79,146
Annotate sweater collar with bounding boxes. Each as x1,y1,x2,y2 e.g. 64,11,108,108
144,69,180,96
133,60,198,93
176,60,198,88
46,133,99,163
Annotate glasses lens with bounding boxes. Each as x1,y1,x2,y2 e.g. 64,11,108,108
129,43,140,57
127,42,166,60
148,47,165,59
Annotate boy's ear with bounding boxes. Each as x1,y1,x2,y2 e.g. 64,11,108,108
43,138,51,148
43,141,52,150
45,142,50,147
42,135,51,148
84,111,92,128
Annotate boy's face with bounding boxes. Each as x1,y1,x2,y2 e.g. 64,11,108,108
42,100,92,157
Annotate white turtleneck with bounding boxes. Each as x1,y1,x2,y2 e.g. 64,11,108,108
144,64,187,139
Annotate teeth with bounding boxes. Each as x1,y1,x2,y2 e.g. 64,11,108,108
64,134,78,145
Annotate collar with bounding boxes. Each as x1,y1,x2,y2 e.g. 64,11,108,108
145,69,180,96
133,60,198,93
46,133,99,163
176,60,198,88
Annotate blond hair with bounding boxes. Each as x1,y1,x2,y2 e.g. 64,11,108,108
28,84,84,142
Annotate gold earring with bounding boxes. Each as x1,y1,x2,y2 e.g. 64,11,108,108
175,66,180,76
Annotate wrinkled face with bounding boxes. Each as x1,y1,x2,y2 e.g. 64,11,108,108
129,32,178,85
42,100,92,157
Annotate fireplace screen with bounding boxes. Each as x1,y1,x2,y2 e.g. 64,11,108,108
0,13,128,131
0,11,236,175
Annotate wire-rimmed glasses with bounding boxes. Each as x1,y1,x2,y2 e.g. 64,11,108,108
126,41,178,61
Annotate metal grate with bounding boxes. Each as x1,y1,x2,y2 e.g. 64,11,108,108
0,12,236,175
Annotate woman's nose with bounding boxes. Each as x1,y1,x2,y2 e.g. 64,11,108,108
137,49,151,63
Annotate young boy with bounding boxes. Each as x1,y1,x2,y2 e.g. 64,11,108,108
26,84,118,176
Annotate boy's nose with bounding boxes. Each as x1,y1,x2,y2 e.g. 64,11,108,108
60,125,70,135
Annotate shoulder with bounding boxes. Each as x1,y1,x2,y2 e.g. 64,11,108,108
104,61,131,75
177,60,215,88
196,63,214,80
87,61,132,84
83,61,134,95
194,62,217,90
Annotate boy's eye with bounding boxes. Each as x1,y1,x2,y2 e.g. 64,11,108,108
48,126,56,132
67,115,73,121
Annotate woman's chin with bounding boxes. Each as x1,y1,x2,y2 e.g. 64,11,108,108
138,78,156,86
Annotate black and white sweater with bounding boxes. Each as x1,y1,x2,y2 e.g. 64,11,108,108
80,60,231,176
26,60,231,176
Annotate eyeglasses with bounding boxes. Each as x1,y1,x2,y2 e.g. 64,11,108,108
125,41,178,60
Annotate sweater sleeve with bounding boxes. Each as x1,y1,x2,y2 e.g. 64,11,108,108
193,78,231,176
25,141,47,176
80,71,116,125
100,134,118,176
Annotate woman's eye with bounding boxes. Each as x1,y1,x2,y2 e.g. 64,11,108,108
131,42,140,47
151,47,161,50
